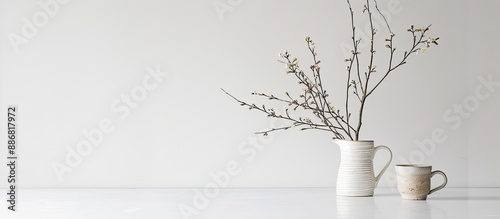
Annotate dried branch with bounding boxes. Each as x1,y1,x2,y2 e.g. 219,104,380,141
222,0,439,141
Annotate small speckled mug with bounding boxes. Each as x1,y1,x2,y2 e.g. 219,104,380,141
395,164,447,200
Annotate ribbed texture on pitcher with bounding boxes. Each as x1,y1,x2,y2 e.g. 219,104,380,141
336,140,377,197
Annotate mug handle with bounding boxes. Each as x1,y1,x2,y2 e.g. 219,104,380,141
429,170,448,195
373,145,393,187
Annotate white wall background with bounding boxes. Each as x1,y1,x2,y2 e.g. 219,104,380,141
0,0,498,188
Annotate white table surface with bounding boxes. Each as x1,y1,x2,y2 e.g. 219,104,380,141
1,188,499,219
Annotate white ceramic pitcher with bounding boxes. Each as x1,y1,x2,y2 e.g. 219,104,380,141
335,140,393,196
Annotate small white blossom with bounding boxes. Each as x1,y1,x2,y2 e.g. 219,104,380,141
417,46,428,54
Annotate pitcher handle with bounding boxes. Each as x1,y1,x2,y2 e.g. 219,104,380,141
373,145,393,187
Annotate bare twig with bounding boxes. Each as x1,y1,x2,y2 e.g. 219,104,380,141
222,0,438,140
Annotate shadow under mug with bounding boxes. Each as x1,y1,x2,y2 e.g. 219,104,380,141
395,164,448,200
